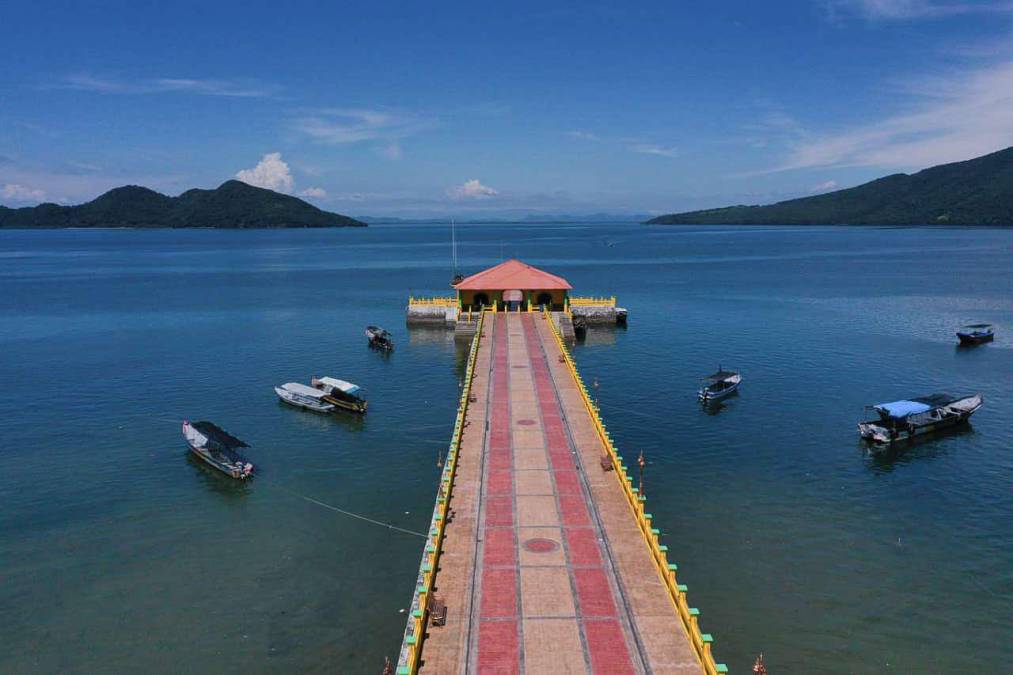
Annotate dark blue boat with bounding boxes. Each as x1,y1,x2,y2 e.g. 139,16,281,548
956,323,994,345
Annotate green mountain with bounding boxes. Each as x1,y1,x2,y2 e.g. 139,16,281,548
0,180,367,228
647,146,1013,226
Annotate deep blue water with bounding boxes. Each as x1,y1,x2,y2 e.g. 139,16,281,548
1,224,1010,673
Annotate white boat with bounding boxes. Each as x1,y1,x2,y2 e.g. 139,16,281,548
311,376,368,413
182,420,254,479
275,382,337,413
698,367,741,402
858,393,983,446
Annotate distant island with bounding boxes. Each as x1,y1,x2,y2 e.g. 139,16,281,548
0,180,367,228
647,146,1013,226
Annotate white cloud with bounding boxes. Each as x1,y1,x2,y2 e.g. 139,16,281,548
292,109,432,156
809,180,839,193
631,143,679,158
828,0,1013,20
54,74,278,97
448,179,499,199
567,130,678,158
298,186,327,198
2,183,46,202
236,152,294,193
566,130,600,141
772,61,1013,171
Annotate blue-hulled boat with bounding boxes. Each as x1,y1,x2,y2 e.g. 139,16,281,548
957,323,994,345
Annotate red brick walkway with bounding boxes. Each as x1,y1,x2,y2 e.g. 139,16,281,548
419,311,699,674
470,313,640,674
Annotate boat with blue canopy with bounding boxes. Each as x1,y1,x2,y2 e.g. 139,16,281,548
858,392,983,446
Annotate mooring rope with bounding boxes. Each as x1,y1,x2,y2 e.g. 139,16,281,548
257,476,428,539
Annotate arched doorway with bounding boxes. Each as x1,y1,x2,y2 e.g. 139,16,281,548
504,289,523,312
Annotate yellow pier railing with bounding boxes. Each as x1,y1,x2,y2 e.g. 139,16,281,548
543,307,727,675
569,295,617,307
408,295,458,307
395,310,486,675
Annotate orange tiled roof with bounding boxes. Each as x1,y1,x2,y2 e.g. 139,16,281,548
453,259,572,290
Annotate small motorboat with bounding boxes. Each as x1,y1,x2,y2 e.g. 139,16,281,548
311,376,368,414
275,382,337,413
366,325,394,351
957,323,994,345
858,392,983,447
182,420,254,479
698,367,741,403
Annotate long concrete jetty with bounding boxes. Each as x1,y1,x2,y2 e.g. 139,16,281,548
396,310,725,674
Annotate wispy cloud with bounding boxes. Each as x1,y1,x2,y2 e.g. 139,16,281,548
827,0,1013,20
770,61,1013,171
809,179,839,193
567,130,678,159
2,183,46,203
631,143,679,158
298,186,327,199
447,179,499,199
291,108,434,158
51,74,279,98
235,152,294,192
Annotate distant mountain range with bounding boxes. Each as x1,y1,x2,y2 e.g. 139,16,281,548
0,180,366,228
647,146,1013,226
361,213,650,224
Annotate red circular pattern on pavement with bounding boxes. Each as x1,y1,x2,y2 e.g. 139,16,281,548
516,419,536,426
523,538,559,553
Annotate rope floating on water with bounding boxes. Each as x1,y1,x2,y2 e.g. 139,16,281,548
261,478,428,539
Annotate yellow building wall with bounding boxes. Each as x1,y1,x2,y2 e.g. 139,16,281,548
457,289,567,309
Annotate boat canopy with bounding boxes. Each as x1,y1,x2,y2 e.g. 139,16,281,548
961,323,992,329
874,393,967,418
317,377,360,394
282,382,329,399
190,421,249,449
703,369,738,382
874,400,932,418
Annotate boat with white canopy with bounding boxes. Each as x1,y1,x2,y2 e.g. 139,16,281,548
698,367,742,403
858,392,983,446
311,376,368,413
275,382,337,413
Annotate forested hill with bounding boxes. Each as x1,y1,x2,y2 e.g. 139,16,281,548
0,180,367,228
647,146,1013,226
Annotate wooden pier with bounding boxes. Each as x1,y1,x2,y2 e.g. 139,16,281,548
396,311,725,674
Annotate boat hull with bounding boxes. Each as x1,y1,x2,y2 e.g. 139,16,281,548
321,395,367,413
957,332,993,345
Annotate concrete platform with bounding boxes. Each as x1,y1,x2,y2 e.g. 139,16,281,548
416,312,701,674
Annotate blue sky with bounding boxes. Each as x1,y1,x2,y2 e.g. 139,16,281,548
2,0,1012,217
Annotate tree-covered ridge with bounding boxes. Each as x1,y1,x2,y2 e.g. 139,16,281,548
0,180,367,228
647,146,1013,226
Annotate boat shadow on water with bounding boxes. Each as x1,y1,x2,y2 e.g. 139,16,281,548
862,424,974,472
275,399,368,432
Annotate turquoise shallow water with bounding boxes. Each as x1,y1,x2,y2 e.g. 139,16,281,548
1,224,1011,673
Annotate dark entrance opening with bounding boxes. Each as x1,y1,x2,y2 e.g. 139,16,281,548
536,292,553,308
472,293,490,309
